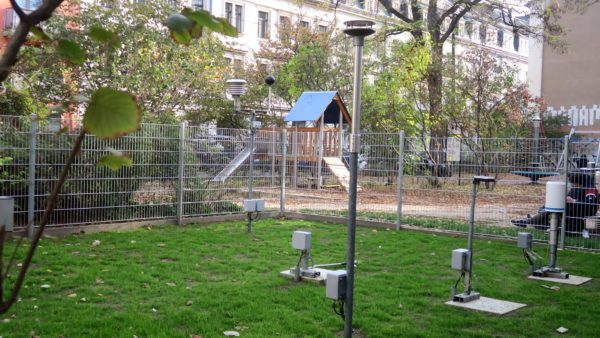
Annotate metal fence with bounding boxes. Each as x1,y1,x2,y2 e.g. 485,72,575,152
2,114,600,251
0,115,283,229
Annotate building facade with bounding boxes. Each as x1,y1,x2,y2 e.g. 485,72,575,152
204,0,528,83
0,0,530,109
0,0,529,78
528,2,600,134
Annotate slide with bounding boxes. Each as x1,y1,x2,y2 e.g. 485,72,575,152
323,157,362,193
212,147,255,182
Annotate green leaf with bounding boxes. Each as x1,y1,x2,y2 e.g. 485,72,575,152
181,8,221,32
83,88,141,139
166,14,193,45
214,17,237,37
57,39,85,65
88,26,120,48
30,26,51,42
98,150,132,171
190,25,203,39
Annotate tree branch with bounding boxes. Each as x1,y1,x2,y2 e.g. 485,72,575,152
440,1,481,43
0,129,86,314
0,0,64,83
438,1,465,24
379,0,413,23
9,0,27,21
383,26,413,38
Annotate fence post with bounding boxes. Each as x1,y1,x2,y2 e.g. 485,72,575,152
293,127,298,188
317,115,324,189
560,135,569,249
27,113,37,238
396,130,405,230
280,129,287,216
177,121,187,225
271,126,276,186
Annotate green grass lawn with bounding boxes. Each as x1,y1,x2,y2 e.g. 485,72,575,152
301,208,600,250
1,219,600,337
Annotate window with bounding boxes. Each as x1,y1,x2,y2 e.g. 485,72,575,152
279,16,291,43
400,1,408,17
465,21,473,39
235,5,243,33
513,32,520,52
301,20,310,29
496,30,504,47
318,25,327,33
225,3,233,24
258,63,267,74
479,25,487,44
258,11,269,39
191,0,210,11
16,0,42,10
356,0,365,9
226,2,243,33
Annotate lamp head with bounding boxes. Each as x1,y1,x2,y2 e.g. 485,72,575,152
343,20,375,38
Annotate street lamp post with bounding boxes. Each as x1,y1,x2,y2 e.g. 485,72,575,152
265,75,275,117
532,115,541,166
343,19,374,338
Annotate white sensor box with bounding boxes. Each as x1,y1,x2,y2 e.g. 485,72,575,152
0,196,14,232
326,270,347,300
243,199,265,212
517,232,533,249
292,231,311,250
451,248,469,271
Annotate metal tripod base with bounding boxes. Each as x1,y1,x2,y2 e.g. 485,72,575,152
452,291,481,303
533,266,569,279
289,267,320,278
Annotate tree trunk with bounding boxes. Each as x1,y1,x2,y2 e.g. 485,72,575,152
427,43,447,182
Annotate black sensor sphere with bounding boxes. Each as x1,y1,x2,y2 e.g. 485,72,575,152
265,75,276,86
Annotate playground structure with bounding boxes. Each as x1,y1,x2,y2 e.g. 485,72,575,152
210,91,359,192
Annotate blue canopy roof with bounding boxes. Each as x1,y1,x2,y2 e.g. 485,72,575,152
284,91,350,125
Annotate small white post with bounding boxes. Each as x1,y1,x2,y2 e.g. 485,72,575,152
177,121,187,225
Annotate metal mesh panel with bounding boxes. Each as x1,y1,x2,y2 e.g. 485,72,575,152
401,137,565,239
35,121,181,226
0,115,30,227
3,113,600,251
182,126,282,216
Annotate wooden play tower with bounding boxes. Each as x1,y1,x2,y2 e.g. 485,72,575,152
282,91,357,191
212,91,357,192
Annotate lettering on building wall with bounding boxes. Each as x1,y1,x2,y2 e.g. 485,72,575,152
547,105,600,128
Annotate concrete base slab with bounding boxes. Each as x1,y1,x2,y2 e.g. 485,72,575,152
528,274,592,285
279,268,337,285
445,296,526,315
